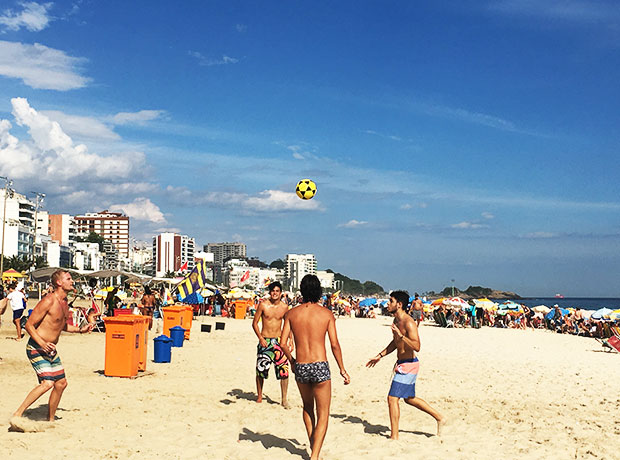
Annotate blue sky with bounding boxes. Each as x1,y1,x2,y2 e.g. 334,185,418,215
0,1,619,296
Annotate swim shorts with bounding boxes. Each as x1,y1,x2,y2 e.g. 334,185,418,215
13,308,24,321
410,310,422,321
388,358,419,399
26,338,65,382
256,337,289,379
295,361,331,384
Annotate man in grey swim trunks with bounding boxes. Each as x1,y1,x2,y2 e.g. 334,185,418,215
410,292,423,325
281,274,350,460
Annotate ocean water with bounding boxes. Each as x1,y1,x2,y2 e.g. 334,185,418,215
501,298,620,311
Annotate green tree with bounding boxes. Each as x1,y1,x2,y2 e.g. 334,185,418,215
6,255,31,272
269,259,285,269
164,270,175,278
76,232,107,251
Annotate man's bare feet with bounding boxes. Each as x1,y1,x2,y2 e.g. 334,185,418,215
437,416,448,436
282,401,291,409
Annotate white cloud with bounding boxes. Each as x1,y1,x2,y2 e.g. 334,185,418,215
165,185,321,213
41,110,120,140
482,211,494,219
0,40,90,90
451,221,488,229
111,110,166,125
489,0,620,24
0,98,153,210
110,197,166,223
235,24,247,32
188,51,239,66
521,231,559,239
245,190,320,212
0,1,53,32
338,219,369,228
363,129,402,141
400,202,427,210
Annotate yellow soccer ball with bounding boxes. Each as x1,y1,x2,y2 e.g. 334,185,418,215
296,179,317,200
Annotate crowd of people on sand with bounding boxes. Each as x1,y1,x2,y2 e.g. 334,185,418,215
426,302,620,339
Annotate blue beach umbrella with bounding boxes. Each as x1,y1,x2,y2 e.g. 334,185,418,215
180,291,204,304
545,308,570,320
359,298,377,307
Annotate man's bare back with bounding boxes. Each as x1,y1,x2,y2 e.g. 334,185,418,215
284,302,332,364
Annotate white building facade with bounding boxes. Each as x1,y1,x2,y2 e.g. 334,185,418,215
285,253,317,290
153,232,196,277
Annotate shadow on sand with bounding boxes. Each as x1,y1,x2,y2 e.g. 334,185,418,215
331,413,434,438
239,428,308,459
225,388,278,405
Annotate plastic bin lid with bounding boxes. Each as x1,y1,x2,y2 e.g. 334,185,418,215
154,335,172,342
103,316,141,324
170,325,186,331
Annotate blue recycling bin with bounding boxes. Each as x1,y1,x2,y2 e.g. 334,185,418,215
153,335,172,362
169,326,186,348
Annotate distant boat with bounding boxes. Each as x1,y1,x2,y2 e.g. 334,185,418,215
555,293,564,299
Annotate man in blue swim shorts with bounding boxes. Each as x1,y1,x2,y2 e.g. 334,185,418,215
367,290,446,439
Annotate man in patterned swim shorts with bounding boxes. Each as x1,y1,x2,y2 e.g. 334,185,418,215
13,270,92,424
252,281,291,408
280,274,350,460
366,290,446,439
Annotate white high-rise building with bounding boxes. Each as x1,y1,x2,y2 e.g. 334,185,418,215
0,189,36,260
285,253,317,290
204,242,246,266
153,232,195,277
74,210,129,257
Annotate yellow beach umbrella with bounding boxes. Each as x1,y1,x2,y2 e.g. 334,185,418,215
2,269,26,280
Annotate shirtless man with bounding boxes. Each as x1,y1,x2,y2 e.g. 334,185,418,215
13,270,93,423
252,281,292,408
410,292,423,325
366,290,446,439
280,274,350,460
140,285,157,330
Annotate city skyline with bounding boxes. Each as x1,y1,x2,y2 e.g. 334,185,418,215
0,2,619,296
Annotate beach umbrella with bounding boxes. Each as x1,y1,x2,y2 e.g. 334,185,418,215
431,298,446,306
359,298,377,307
180,291,204,304
605,309,620,321
532,305,551,313
545,308,570,320
591,308,613,320
474,298,498,311
444,297,469,309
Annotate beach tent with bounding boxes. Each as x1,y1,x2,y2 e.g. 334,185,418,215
359,298,377,307
591,308,613,320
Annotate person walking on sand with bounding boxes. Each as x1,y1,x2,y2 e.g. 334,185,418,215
280,274,350,460
410,292,424,325
366,290,446,439
12,270,93,424
7,282,26,340
252,281,292,408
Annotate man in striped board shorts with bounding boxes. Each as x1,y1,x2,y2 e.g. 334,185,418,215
366,290,447,439
12,270,92,424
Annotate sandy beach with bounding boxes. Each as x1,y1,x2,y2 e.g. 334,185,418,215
1,303,619,460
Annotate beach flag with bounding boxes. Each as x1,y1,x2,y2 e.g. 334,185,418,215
179,260,188,271
240,270,250,283
177,259,209,299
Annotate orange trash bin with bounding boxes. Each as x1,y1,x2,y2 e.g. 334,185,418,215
179,305,193,340
235,304,246,319
103,316,140,378
134,315,149,372
162,305,185,337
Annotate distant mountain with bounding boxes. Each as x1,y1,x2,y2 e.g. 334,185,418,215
431,285,521,300
326,270,385,295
